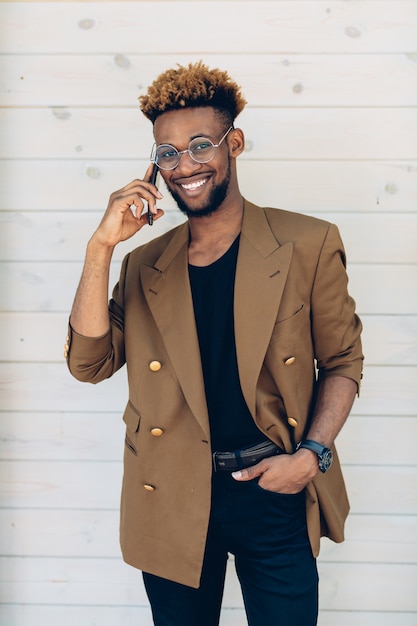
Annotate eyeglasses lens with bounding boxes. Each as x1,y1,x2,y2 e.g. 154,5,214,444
188,138,216,163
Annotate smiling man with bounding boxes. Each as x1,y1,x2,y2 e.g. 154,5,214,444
66,62,363,626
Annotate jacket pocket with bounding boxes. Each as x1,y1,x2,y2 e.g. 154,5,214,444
122,400,141,433
270,304,307,344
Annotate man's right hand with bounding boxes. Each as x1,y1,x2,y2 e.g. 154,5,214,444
93,166,164,249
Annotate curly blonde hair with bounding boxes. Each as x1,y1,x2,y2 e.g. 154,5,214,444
139,61,247,124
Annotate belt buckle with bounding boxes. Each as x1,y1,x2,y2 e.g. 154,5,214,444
212,451,227,472
212,451,219,472
212,450,234,472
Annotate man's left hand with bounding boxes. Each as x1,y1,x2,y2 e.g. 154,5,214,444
231,448,319,494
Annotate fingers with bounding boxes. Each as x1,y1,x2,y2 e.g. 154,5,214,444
232,454,312,494
108,178,163,221
232,462,264,482
94,177,164,247
113,178,162,207
125,174,163,219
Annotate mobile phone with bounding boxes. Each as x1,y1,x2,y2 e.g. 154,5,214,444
148,164,158,226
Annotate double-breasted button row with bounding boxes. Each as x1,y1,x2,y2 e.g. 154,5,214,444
145,422,165,489
283,356,297,426
284,355,298,428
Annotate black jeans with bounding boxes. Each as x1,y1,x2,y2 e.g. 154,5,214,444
143,471,318,626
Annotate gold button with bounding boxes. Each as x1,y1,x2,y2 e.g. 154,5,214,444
284,356,296,366
151,427,164,437
63,351,68,358
143,484,156,492
287,417,298,428
149,360,162,372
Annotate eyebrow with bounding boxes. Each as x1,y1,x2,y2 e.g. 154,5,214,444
157,131,216,147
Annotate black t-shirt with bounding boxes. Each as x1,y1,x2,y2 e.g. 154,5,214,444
188,236,267,452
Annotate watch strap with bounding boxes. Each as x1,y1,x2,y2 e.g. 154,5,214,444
298,439,333,473
299,439,327,456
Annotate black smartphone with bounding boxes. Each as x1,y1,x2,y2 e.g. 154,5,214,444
148,164,158,226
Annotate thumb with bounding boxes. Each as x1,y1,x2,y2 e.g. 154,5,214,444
232,462,263,482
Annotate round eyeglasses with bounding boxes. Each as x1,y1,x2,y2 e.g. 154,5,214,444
150,126,233,171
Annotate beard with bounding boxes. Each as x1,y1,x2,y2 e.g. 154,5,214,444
166,159,232,219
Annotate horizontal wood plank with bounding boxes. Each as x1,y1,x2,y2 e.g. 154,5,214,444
1,1,416,54
319,514,417,564
2,210,417,265
318,562,417,612
1,555,416,611
318,613,417,626
0,260,121,313
1,160,415,213
0,411,125,461
0,210,186,263
1,507,415,564
360,315,417,366
336,416,417,466
0,362,129,412
348,264,417,315
2,53,416,107
2,107,416,160
1,459,415,514
0,605,415,626
2,261,417,314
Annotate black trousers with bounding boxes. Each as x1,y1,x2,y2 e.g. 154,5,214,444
143,471,318,626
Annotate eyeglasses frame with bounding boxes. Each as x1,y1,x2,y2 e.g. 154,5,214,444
150,126,234,171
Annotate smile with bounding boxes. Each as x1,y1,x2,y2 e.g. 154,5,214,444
181,178,208,191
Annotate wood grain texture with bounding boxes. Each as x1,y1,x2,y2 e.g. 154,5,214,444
2,1,417,53
2,53,416,107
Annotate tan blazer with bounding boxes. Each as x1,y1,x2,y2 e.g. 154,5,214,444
67,200,363,588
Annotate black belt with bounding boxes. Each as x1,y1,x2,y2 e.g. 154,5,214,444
212,440,284,472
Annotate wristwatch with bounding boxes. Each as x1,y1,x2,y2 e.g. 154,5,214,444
298,439,333,473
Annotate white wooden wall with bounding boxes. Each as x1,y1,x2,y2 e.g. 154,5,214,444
1,1,416,624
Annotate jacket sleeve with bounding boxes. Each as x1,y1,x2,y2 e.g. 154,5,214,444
66,254,130,384
311,223,363,392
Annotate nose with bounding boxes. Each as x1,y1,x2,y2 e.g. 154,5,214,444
173,149,201,174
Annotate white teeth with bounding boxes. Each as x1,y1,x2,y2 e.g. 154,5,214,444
181,178,207,190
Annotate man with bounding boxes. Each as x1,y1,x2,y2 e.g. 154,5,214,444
66,62,363,625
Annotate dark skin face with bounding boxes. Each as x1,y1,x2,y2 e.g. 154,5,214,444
153,107,244,220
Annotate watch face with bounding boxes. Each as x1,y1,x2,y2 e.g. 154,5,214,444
320,448,333,472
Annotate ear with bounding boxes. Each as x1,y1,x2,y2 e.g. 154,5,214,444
228,128,245,158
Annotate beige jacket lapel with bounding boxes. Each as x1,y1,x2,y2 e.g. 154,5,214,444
140,222,210,440
235,200,293,417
